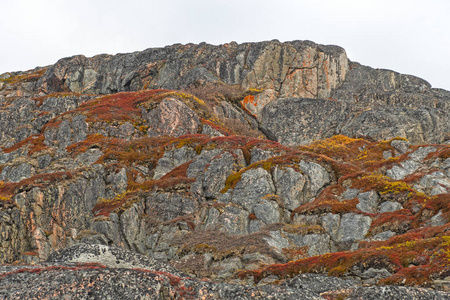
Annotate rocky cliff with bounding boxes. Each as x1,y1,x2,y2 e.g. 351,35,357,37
0,40,449,299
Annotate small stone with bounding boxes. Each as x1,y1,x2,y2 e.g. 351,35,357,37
379,201,403,213
340,188,360,201
391,139,411,154
372,230,396,241
356,191,379,213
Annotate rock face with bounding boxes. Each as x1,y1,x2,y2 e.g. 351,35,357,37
1,40,450,299
2,244,449,299
35,40,348,100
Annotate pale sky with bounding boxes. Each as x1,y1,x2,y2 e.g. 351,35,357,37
2,0,449,90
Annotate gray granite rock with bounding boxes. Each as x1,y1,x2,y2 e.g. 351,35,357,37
253,199,280,225
250,148,275,164
357,191,379,213
153,146,196,179
379,201,403,213
226,167,276,211
299,160,331,197
372,230,396,241
145,98,201,137
273,166,306,210
391,139,411,154
341,188,360,200
323,213,372,247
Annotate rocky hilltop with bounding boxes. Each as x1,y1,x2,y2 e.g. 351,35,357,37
0,40,449,299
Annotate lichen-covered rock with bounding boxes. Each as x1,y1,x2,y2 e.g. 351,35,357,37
323,213,372,248
144,98,201,137
356,191,379,213
340,107,445,144
260,98,348,145
223,168,276,211
273,166,306,210
153,146,197,179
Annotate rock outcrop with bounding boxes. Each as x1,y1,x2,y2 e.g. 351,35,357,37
1,39,449,299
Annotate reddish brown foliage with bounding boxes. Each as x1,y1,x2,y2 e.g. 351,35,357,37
2,134,48,155
0,171,72,198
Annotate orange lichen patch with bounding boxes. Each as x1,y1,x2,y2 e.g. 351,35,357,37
238,233,450,286
242,95,256,107
240,95,258,117
1,134,48,155
0,171,72,199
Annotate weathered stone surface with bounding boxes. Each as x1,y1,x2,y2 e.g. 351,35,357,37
37,40,348,101
409,146,438,162
253,199,280,225
286,233,335,256
224,167,276,211
379,201,403,213
44,114,88,149
340,107,444,144
202,151,243,199
273,166,306,210
260,98,348,145
144,98,201,137
340,188,360,200
356,191,379,213
0,162,35,182
299,160,331,198
391,139,411,154
153,146,196,179
75,148,103,166
250,148,275,164
323,213,372,247
145,191,198,222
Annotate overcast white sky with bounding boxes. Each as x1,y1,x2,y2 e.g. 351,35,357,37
1,0,449,90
